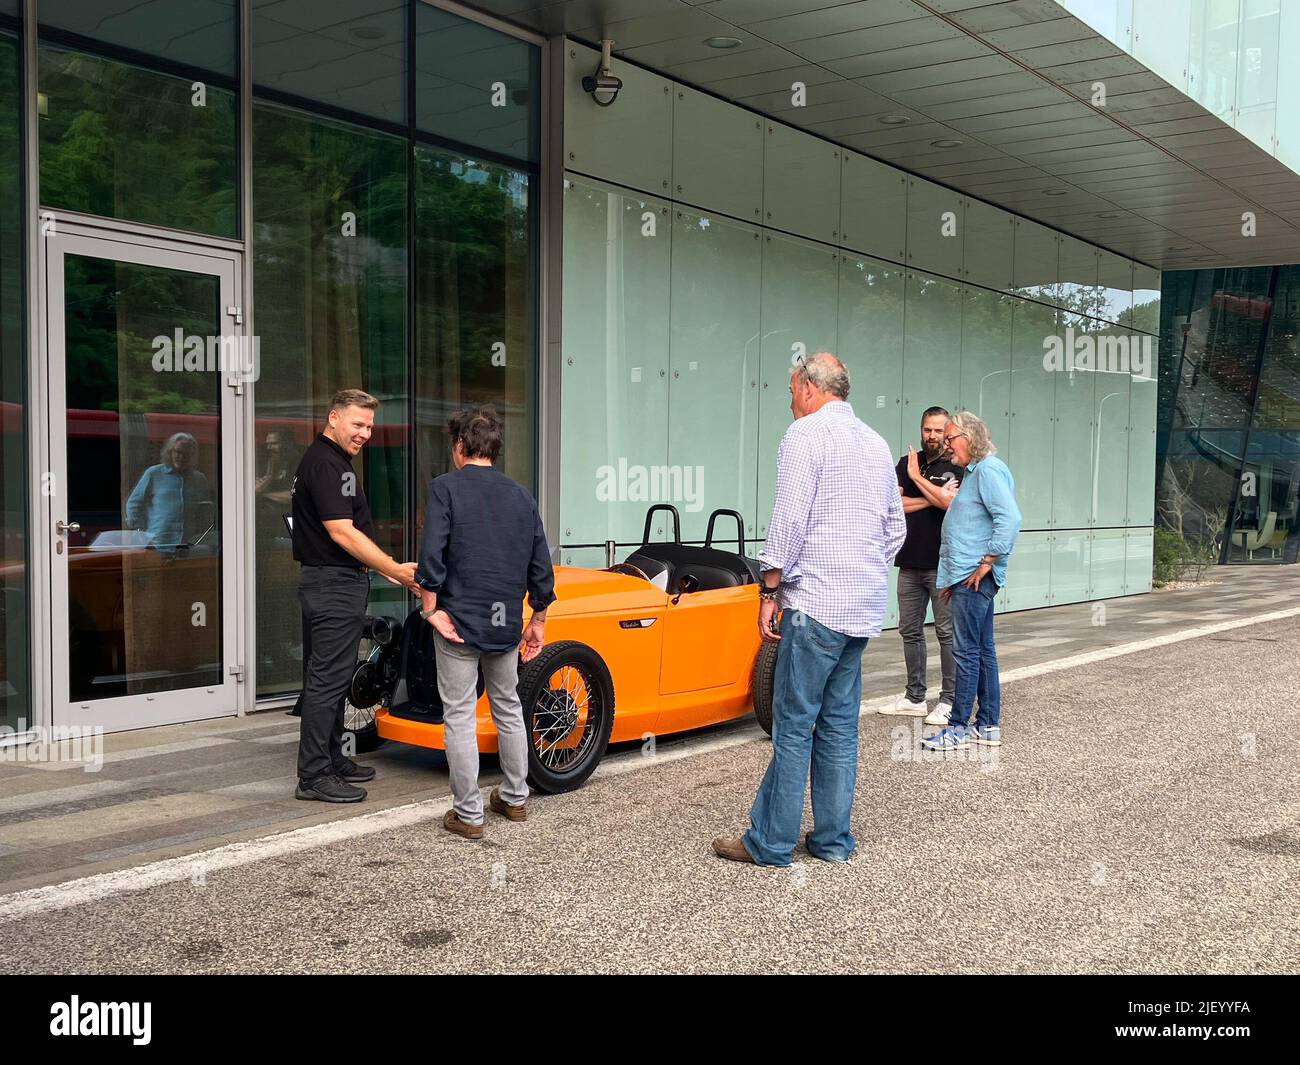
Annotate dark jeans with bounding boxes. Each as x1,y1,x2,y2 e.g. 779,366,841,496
948,576,1001,731
296,566,369,782
896,567,955,703
743,610,869,866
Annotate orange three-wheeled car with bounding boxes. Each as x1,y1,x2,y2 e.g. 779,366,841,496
345,506,779,792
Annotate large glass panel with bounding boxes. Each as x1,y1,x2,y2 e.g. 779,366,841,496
559,178,667,549
958,285,1013,455
902,272,962,433
253,0,406,124
1008,300,1057,529
63,256,222,700
668,207,761,543
0,30,26,732
839,152,906,264
415,146,534,500
1057,236,1099,317
1098,250,1133,326
1090,528,1128,598
1050,531,1091,606
838,255,904,458
1128,341,1159,525
1093,323,1132,527
416,0,539,164
1187,0,1241,121
1132,0,1193,93
1051,314,1098,530
40,1,237,76
756,233,838,537
1011,219,1058,302
762,123,840,246
672,84,763,223
252,104,407,696
1132,263,1161,333
564,41,671,199
1125,526,1154,592
1235,0,1279,150
39,46,237,236
962,198,1014,292
1004,529,1051,611
906,178,962,280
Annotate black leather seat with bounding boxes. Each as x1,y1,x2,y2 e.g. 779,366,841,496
627,504,759,594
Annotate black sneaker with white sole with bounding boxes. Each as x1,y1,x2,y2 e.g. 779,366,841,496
295,774,367,803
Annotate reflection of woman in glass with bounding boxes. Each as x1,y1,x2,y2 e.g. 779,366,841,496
124,432,212,548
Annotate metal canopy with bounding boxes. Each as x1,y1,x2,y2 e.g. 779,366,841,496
465,0,1300,270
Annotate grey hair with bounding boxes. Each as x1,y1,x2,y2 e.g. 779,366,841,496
160,432,198,463
792,351,850,400
949,410,996,462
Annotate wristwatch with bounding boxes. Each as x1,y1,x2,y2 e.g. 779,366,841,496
420,606,438,620
759,583,780,601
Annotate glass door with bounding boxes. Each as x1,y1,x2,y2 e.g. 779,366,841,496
46,230,243,731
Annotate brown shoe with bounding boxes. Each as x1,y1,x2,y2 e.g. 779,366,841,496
443,809,483,840
712,836,756,864
489,786,527,822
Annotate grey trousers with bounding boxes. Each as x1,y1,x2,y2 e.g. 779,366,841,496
897,567,956,705
433,632,530,825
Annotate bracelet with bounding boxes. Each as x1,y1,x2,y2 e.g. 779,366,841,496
759,585,779,600
420,606,438,620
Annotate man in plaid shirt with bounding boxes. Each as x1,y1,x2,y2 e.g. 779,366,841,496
714,353,905,866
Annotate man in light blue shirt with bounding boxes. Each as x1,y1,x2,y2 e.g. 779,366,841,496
124,432,211,550
924,411,1021,751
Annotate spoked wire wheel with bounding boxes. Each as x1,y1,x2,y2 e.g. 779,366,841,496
517,641,615,793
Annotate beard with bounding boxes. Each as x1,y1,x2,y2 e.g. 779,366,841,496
921,439,943,458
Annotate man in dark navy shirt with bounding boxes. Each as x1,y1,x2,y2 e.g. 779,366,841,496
416,406,555,840
291,389,417,804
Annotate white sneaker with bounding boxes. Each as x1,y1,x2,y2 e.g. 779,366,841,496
924,702,952,726
878,694,928,716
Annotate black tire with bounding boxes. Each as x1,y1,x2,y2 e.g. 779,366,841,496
343,648,391,754
752,640,779,737
518,640,615,794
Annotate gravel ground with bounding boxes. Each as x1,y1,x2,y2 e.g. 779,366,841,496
2,621,1297,974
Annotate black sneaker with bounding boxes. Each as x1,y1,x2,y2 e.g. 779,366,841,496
334,758,376,783
295,774,366,803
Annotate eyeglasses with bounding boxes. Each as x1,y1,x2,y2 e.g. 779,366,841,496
942,432,967,446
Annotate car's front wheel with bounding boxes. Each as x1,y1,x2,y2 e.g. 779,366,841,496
752,640,778,737
518,641,615,793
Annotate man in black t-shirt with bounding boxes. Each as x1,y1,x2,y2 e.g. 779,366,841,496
879,406,964,727
290,389,417,804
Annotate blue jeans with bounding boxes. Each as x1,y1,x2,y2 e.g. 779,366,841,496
743,610,868,866
948,577,1001,731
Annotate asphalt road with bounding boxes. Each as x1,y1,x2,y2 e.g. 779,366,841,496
3,621,1297,974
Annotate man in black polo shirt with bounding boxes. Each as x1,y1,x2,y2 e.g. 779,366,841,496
415,406,555,840
292,388,417,803
880,406,964,727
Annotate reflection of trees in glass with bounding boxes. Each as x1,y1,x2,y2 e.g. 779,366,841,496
414,146,533,492
38,47,237,237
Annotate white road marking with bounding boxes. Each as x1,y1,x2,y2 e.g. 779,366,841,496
3,605,1297,922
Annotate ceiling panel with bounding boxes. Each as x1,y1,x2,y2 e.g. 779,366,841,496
466,0,1300,268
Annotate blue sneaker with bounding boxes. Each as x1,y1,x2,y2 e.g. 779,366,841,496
920,726,969,751
971,726,1002,747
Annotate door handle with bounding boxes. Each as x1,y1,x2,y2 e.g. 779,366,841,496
55,520,80,535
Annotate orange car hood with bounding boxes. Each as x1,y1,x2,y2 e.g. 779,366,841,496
525,565,664,619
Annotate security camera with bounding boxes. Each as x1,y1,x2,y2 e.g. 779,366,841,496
582,39,622,107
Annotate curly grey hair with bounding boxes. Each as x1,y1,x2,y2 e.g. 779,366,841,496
949,410,996,462
791,351,850,400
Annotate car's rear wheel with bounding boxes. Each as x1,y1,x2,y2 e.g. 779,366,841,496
752,640,779,737
518,641,615,794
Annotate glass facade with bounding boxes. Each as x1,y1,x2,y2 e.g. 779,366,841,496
1157,267,1300,566
559,42,1161,614
1,24,24,732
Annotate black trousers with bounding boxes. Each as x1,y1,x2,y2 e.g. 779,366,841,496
296,565,369,782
